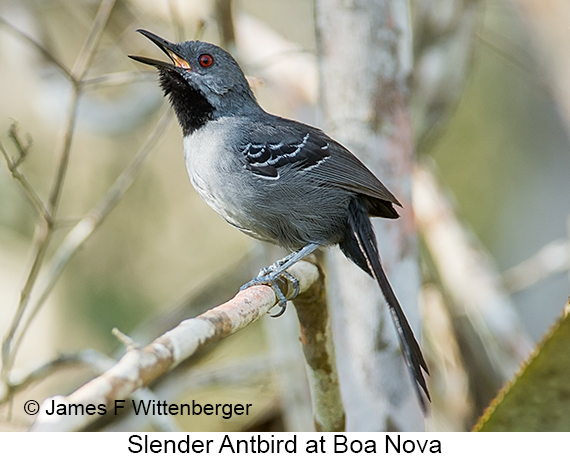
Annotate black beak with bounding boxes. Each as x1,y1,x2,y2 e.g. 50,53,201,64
128,29,191,70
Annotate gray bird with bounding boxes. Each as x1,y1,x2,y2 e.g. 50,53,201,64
130,29,430,410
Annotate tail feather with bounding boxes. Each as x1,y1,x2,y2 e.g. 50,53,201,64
343,198,431,411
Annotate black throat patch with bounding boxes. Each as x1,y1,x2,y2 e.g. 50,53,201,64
158,69,214,136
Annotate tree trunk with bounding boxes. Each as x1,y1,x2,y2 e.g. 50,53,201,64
315,0,423,430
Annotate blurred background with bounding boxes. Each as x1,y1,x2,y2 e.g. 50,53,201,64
0,0,568,431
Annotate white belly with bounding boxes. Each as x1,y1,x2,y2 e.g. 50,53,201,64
182,121,255,234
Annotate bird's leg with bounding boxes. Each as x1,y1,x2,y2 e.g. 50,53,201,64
255,249,303,277
240,243,320,316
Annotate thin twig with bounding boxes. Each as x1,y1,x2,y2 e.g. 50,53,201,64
70,0,117,81
195,19,207,41
2,221,51,381
1,88,79,380
2,0,118,384
215,0,236,50
477,32,533,78
11,110,172,362
168,0,185,41
52,218,82,231
49,0,118,215
1,350,114,403
47,84,79,214
81,70,152,88
8,124,32,169
0,139,51,223
502,239,569,293
0,16,72,80
112,328,140,351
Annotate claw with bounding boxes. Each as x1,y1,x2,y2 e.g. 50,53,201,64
281,271,300,299
268,283,288,317
240,271,292,317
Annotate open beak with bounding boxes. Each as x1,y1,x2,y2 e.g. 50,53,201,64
128,29,191,70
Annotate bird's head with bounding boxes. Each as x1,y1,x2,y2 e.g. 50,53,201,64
130,29,258,133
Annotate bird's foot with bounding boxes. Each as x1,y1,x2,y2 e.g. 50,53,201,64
240,270,300,317
240,244,319,316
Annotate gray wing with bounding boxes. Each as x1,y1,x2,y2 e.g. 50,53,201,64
238,118,401,210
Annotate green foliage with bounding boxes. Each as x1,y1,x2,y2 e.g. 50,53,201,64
475,302,570,431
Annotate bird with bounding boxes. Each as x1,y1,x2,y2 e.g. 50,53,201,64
129,29,430,410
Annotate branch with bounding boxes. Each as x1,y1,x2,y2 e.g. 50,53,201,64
515,0,570,140
168,0,185,41
0,127,51,223
502,238,569,293
49,0,117,215
292,262,345,432
10,110,173,365
1,350,114,403
411,0,482,150
413,162,533,410
2,0,118,382
0,16,72,80
101,355,276,431
81,71,152,88
215,0,236,50
70,0,117,81
30,261,319,432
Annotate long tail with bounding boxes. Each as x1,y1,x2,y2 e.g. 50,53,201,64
341,198,431,411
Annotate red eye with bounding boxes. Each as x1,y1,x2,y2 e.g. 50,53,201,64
198,54,214,68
